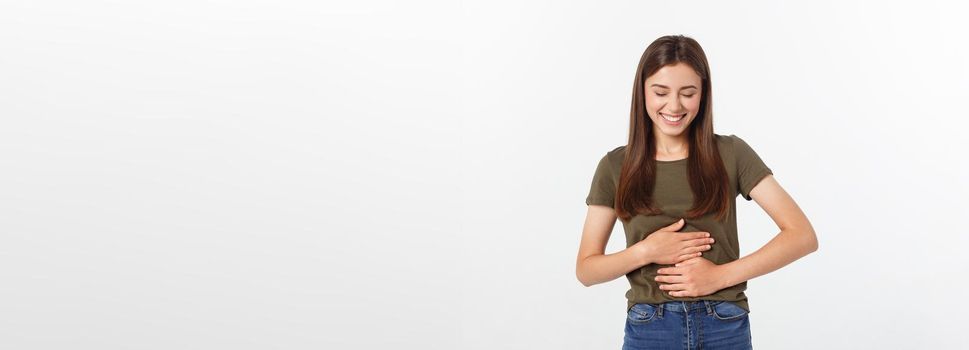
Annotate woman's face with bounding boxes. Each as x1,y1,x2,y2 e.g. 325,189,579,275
644,62,703,137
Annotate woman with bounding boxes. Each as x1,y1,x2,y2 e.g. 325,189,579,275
575,35,818,349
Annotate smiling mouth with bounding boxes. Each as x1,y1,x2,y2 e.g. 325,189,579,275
661,113,686,122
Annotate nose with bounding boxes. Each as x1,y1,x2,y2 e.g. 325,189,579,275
668,95,684,113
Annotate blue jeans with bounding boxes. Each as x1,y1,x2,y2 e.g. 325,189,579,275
623,300,752,350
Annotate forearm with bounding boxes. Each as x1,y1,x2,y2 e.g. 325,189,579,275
577,246,648,287
720,228,818,288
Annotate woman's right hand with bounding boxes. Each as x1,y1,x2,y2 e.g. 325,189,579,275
634,218,714,265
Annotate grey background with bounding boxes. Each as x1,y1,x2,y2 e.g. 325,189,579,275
2,0,967,349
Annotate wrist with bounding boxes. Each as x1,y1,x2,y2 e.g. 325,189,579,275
635,244,653,266
718,260,741,289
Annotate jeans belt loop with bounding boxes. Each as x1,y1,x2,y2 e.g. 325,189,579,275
704,300,713,315
656,303,664,318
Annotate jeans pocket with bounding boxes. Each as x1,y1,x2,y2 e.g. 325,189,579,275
711,301,749,321
627,303,659,324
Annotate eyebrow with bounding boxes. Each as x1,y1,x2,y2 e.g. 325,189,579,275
649,84,698,90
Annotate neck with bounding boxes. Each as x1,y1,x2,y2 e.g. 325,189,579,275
653,130,689,156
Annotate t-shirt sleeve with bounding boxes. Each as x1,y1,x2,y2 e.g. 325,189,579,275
732,135,773,201
585,152,617,208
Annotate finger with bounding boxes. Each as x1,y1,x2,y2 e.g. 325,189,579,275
682,231,710,240
684,237,715,247
654,275,685,284
669,290,694,297
659,283,687,291
657,267,682,275
681,244,712,255
676,252,702,262
662,218,686,231
675,258,701,267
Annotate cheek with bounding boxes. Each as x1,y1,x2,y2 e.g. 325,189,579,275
644,97,663,113
688,96,702,110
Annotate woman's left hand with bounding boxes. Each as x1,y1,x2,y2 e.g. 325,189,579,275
654,256,729,297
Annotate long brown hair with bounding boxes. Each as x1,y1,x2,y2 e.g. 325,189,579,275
615,35,730,222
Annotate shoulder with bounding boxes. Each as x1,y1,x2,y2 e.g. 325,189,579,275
591,145,625,174
603,145,626,164
710,133,734,156
716,133,752,155
720,133,761,146
715,133,739,146
721,133,760,154
606,145,626,156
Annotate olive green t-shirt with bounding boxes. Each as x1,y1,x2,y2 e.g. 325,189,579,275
585,133,773,313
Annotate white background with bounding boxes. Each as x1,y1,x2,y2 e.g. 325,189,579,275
2,0,968,349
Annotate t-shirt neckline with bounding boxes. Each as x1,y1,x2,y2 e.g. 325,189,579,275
656,157,688,164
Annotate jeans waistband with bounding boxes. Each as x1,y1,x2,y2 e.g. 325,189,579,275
654,300,725,313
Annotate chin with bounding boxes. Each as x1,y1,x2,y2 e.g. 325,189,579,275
659,128,687,137
654,120,692,136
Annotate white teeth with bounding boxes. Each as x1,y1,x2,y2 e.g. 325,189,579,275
661,113,684,122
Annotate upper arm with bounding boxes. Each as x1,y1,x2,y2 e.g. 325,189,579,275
585,152,617,207
579,150,619,260
733,134,816,248
577,204,617,261
748,175,817,245
731,134,773,201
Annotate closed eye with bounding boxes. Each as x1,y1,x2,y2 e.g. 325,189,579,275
656,93,695,97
